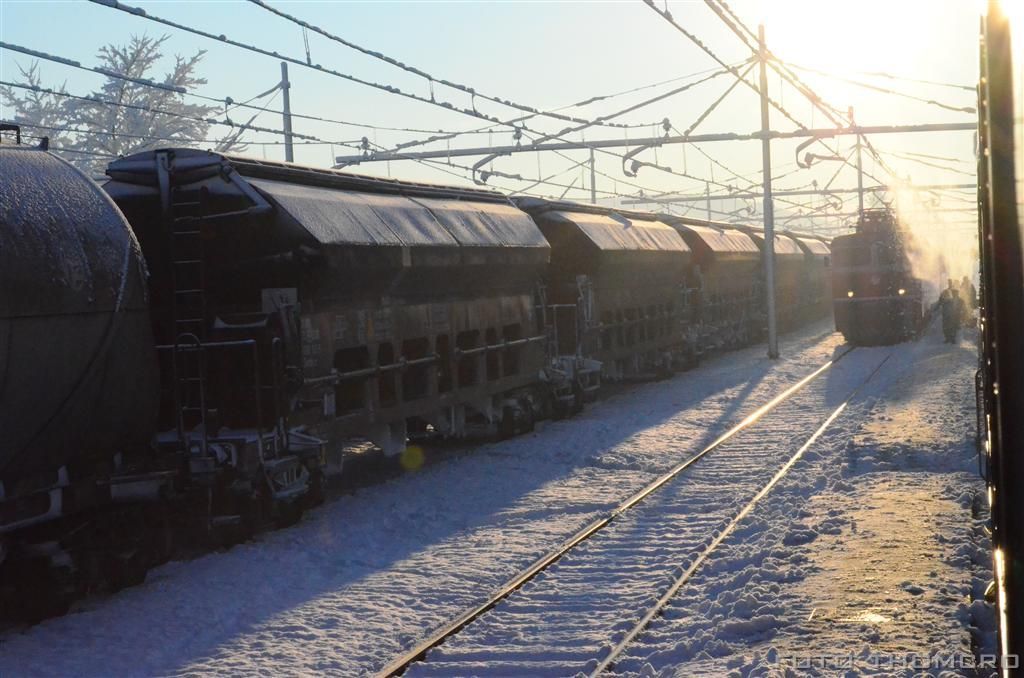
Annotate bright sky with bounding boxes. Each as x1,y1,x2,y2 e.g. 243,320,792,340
0,0,981,233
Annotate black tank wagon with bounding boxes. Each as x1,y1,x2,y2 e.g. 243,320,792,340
0,146,170,616
0,147,159,488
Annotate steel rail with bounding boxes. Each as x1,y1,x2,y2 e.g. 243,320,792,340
377,345,857,677
591,352,892,676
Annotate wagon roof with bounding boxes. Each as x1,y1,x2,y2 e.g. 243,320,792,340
670,222,759,254
794,236,831,256
729,225,805,256
512,198,689,253
545,210,689,252
248,177,548,249
105,149,548,251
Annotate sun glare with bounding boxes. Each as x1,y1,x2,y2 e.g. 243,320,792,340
754,1,950,75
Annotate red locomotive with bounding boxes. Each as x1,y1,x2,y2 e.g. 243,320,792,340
830,208,924,345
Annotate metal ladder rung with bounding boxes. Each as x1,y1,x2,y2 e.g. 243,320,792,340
174,289,204,295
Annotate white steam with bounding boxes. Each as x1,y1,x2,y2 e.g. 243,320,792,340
890,183,978,305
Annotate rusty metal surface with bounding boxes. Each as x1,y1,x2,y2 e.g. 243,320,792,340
0,148,158,482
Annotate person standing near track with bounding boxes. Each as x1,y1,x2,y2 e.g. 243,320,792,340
940,279,962,343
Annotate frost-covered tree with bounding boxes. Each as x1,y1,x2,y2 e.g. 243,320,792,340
0,62,74,147
1,35,247,173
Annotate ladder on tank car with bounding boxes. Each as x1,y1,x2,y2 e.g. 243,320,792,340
156,151,212,456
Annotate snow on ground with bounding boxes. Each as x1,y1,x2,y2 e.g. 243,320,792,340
403,342,889,677
0,320,843,677
615,322,994,677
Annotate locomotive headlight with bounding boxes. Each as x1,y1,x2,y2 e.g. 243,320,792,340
898,288,906,296
847,290,854,298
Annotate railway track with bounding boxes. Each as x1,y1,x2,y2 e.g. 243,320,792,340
379,346,889,676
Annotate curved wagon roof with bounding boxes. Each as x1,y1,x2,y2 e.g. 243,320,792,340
104,149,549,268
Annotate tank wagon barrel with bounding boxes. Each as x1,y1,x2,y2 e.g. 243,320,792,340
0,147,162,532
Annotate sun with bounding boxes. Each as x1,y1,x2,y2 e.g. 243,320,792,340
749,0,952,76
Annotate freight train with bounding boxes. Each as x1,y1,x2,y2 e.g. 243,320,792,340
0,142,832,619
830,208,925,345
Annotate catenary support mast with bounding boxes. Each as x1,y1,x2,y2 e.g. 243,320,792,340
759,24,779,359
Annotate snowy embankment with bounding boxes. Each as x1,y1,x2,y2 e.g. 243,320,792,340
0,320,843,677
614,323,992,677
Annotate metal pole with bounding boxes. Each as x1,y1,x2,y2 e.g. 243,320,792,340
706,182,712,222
850,107,864,217
281,61,294,163
589,148,597,204
759,24,778,359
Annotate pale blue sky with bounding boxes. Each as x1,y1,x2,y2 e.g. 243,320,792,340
0,0,981,230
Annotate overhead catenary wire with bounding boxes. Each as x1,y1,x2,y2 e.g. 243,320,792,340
88,0,664,136
0,44,330,143
699,0,898,191
349,62,744,163
861,70,976,92
647,0,891,201
2,119,289,146
0,39,500,139
246,0,656,130
784,62,977,115
0,78,333,145
42,0,752,178
704,1,889,182
877,149,977,177
397,66,737,182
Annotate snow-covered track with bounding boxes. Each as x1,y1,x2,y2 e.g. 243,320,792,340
380,346,862,677
592,353,892,676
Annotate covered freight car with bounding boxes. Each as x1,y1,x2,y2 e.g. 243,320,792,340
790,233,833,322
727,225,808,331
104,149,551,458
665,217,762,352
516,199,692,381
